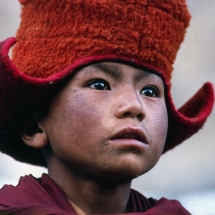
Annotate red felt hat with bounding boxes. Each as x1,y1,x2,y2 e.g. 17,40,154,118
0,0,214,166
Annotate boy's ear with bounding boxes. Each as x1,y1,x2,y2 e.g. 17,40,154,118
20,118,48,149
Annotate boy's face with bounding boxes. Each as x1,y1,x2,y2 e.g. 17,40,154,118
40,62,168,182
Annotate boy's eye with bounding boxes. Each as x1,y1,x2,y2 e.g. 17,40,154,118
87,79,111,90
140,85,160,98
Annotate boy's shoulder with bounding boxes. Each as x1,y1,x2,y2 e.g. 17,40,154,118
0,174,75,214
129,189,191,214
0,174,191,215
0,174,53,206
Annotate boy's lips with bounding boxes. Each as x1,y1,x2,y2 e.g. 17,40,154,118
110,127,148,145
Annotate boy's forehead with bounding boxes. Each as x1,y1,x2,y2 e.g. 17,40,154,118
80,62,163,82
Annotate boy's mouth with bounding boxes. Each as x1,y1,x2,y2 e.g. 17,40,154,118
111,127,147,145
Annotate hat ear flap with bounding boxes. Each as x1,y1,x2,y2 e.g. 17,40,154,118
20,119,48,149
163,82,214,153
178,82,214,121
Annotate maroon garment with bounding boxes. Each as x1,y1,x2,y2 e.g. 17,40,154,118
0,174,191,215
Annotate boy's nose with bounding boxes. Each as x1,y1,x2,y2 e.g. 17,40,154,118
114,89,145,122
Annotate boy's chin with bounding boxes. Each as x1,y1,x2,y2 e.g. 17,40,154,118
95,172,144,185
106,159,157,182
94,165,152,184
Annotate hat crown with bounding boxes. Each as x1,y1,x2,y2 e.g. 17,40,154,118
13,0,191,79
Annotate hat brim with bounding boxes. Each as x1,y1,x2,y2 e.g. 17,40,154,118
0,37,214,167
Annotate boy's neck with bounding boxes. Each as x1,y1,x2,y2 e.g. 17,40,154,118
48,160,132,214
68,200,86,215
66,183,131,215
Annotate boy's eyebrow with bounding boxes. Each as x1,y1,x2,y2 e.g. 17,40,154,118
133,69,155,83
92,63,155,82
92,63,122,80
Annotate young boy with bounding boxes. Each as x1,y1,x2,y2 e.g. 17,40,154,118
0,0,214,214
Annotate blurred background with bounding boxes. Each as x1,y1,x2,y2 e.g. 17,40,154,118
0,1,215,214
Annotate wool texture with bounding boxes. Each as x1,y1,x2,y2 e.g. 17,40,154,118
12,0,190,81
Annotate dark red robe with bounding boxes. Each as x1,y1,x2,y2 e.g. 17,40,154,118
0,174,191,215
